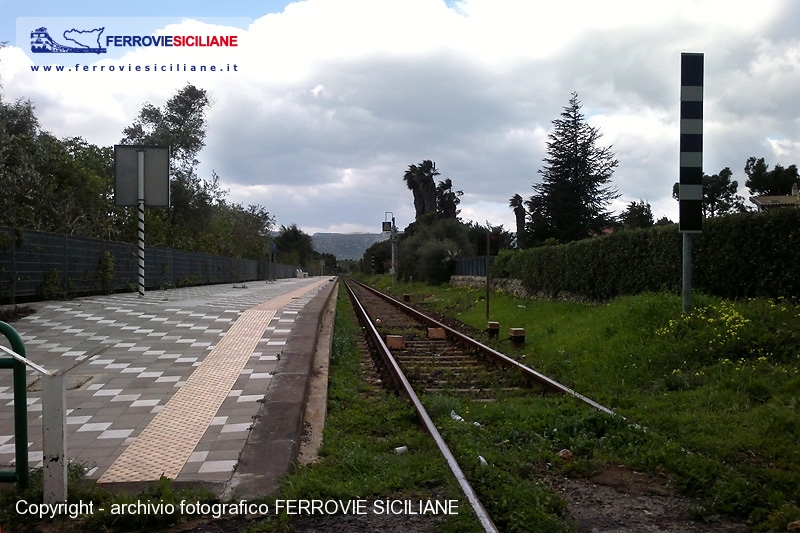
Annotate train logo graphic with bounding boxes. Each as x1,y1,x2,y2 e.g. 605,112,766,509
30,26,107,54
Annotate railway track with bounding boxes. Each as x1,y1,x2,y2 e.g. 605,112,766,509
352,286,527,397
345,277,615,413
342,277,618,533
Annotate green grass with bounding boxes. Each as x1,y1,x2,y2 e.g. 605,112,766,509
365,276,800,531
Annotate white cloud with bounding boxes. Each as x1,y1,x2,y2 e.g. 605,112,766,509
766,138,800,161
2,0,799,235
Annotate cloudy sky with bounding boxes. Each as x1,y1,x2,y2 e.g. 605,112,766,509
1,0,799,235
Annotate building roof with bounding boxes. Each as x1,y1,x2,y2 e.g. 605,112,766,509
751,195,799,208
750,184,800,210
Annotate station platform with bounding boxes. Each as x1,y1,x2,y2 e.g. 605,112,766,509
0,277,337,497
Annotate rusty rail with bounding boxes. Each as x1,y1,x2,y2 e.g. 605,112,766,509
344,279,500,533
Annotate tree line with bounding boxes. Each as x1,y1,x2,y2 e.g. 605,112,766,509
366,91,799,282
363,158,510,283
0,84,325,269
511,92,799,249
668,158,799,219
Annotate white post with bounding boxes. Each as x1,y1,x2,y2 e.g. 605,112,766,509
43,373,67,503
137,150,145,297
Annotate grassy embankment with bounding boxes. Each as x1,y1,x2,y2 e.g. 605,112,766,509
362,276,800,532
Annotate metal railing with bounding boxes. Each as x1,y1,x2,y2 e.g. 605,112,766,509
0,321,29,489
0,321,68,503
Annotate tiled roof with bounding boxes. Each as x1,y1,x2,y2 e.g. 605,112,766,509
750,195,799,208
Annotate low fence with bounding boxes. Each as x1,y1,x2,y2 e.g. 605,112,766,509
0,227,300,304
455,256,495,277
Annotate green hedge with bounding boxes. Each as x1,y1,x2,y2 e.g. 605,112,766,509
493,209,800,301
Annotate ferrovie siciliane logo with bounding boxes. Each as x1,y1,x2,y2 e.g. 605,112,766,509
31,26,107,54
18,17,249,65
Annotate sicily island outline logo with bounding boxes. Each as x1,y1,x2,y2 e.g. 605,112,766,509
31,26,107,54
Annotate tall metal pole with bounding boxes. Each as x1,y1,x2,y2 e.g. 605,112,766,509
682,233,692,312
391,216,397,286
485,226,490,322
137,150,145,298
270,242,276,281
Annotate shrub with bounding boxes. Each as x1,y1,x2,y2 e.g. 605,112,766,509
494,209,800,301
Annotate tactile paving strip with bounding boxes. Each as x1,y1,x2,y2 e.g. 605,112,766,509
98,278,330,483
97,309,276,482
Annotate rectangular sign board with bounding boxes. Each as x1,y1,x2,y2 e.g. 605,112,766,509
114,145,170,207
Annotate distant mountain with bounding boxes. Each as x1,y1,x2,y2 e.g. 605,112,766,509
312,233,388,260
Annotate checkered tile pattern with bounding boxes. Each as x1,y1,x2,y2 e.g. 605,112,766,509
0,278,331,483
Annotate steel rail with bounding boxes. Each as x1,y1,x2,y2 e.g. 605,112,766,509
0,343,57,376
348,278,618,418
344,280,499,533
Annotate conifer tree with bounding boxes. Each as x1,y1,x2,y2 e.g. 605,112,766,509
744,156,800,196
529,93,619,243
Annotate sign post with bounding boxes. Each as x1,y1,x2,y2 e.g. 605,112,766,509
137,150,145,297
486,226,490,322
270,242,277,281
382,213,397,285
114,146,170,297
679,53,703,311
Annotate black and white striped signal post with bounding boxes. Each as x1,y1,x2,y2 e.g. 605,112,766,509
114,146,170,298
679,52,703,311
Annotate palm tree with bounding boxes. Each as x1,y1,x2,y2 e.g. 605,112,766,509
403,164,425,219
418,160,439,216
436,178,463,219
403,160,440,220
509,193,526,248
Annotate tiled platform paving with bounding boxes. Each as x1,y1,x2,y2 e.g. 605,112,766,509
0,278,333,484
